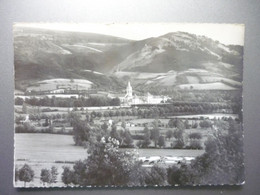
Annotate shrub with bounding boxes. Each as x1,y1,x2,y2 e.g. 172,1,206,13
144,165,167,186
189,132,202,140
199,119,212,128
186,140,202,149
15,123,36,133
173,139,184,149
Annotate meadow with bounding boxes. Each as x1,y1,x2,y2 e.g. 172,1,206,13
15,133,204,162
15,133,88,162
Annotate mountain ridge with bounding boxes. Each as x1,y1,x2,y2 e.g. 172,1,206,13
14,27,243,92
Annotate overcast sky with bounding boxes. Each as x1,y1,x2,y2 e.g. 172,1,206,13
14,23,245,46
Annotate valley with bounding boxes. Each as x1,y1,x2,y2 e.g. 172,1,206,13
13,24,244,187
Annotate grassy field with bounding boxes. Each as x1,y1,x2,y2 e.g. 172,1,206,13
15,133,88,162
178,82,237,90
26,78,93,92
15,133,204,162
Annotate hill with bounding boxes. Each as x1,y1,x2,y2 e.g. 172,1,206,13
14,27,243,92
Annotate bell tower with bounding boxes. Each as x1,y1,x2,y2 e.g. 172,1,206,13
126,81,133,98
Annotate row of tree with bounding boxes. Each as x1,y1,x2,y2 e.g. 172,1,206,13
71,113,205,149
15,96,120,107
15,164,58,187
143,87,241,103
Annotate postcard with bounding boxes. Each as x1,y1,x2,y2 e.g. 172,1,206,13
13,23,245,187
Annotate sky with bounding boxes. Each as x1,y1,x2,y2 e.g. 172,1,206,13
14,23,245,46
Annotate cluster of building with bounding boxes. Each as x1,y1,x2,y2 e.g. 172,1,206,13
24,80,169,106
116,82,170,106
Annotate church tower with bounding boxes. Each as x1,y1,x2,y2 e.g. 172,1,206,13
126,81,133,99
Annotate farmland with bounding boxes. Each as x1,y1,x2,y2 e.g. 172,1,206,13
178,82,237,90
26,78,93,92
15,133,204,162
15,133,87,161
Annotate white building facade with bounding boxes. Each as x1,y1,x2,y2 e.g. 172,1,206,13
119,82,169,105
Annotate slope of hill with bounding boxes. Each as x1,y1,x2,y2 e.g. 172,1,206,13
14,27,243,92
113,32,243,75
14,26,130,91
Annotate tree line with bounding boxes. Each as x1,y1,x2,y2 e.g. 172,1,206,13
15,164,58,187
15,96,120,107
71,113,208,150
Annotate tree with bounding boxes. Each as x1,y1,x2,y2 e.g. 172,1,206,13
166,130,173,140
61,166,74,186
197,119,244,184
103,111,109,119
168,118,185,130
142,127,151,148
22,103,28,114
184,119,190,129
121,110,126,117
50,166,58,184
76,137,143,186
145,165,168,185
173,128,183,140
110,97,120,106
122,130,134,148
43,118,49,127
167,163,193,185
199,119,212,128
173,128,184,149
189,132,202,139
71,160,88,185
158,136,165,148
121,121,126,129
126,110,132,116
18,164,34,187
96,112,103,119
174,139,184,149
115,110,120,118
40,166,58,186
101,122,108,132
110,124,122,144
138,109,143,118
169,119,245,185
73,120,91,146
167,165,182,185
40,169,52,186
188,140,202,149
132,108,137,116
67,111,81,126
90,111,97,119
15,97,24,105
192,122,198,128
150,128,160,148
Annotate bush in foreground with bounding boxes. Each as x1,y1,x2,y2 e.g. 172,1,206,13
18,164,34,187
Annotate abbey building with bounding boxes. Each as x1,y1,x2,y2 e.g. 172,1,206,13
119,82,169,106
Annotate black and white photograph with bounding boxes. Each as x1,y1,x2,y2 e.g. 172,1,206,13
13,23,244,188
